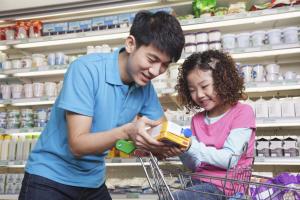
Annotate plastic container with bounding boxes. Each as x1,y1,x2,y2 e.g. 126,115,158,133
12,60,22,69
45,82,57,97
32,54,45,67
251,30,266,47
266,63,280,74
33,82,44,97
236,32,251,48
8,136,17,161
209,41,222,50
208,30,221,42
5,27,15,40
255,97,269,118
2,61,12,70
16,136,25,161
21,56,32,68
252,64,265,82
184,43,196,53
22,135,32,161
11,84,23,99
268,97,281,118
241,65,253,83
267,29,282,45
196,42,209,52
280,98,295,118
184,33,196,43
282,26,299,44
23,83,33,98
47,53,56,66
1,84,11,100
222,34,235,49
266,73,279,82
1,136,10,161
55,52,65,65
196,32,208,43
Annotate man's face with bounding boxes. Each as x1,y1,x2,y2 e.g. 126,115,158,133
126,40,172,86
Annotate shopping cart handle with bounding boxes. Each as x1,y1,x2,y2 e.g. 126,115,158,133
116,139,136,154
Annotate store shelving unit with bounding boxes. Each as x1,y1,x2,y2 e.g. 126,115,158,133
0,1,299,198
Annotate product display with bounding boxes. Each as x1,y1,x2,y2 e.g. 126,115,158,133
0,1,299,199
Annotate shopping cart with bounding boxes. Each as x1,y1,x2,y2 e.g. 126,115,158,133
115,140,300,200
136,151,300,200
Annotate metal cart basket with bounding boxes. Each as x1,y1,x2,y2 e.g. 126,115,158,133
137,151,300,200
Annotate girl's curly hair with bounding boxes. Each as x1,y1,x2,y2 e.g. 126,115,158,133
175,50,246,113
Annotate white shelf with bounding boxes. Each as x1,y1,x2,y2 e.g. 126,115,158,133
10,97,56,106
0,65,67,77
0,195,18,200
0,97,55,107
245,82,300,93
0,74,7,79
180,5,300,31
178,43,300,63
0,6,298,51
0,128,43,135
254,157,300,165
256,118,300,128
4,28,129,49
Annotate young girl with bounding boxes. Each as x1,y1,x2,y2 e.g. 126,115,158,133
172,50,256,199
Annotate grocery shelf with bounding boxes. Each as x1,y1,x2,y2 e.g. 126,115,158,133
0,127,43,136
0,195,18,200
178,43,300,63
254,157,300,165
0,74,7,79
0,6,298,52
7,28,129,49
245,82,300,93
10,97,56,106
1,65,67,77
256,118,300,128
180,5,300,32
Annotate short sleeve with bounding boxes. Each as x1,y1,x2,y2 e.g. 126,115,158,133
139,83,164,120
58,60,96,117
231,104,256,130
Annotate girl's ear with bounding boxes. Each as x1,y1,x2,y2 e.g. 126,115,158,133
125,35,136,53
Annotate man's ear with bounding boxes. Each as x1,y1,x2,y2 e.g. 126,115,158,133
125,35,136,53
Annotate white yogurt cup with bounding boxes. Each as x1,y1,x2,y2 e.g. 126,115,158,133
236,32,251,48
251,30,266,47
282,26,299,44
267,29,282,45
222,34,235,49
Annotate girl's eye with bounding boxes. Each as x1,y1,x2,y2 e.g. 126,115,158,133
202,85,209,89
189,89,195,93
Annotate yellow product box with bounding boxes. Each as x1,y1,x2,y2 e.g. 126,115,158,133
149,121,191,148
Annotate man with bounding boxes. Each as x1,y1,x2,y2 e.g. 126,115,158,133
19,10,184,200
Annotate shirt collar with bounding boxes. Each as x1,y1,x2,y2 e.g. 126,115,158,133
105,47,125,85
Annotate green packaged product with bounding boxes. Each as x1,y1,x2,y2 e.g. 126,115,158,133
193,0,217,17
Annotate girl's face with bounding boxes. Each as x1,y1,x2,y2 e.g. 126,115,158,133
187,68,222,116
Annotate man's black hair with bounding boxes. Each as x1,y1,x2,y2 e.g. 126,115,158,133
130,11,185,62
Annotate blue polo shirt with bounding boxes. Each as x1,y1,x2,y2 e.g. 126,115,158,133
25,48,164,188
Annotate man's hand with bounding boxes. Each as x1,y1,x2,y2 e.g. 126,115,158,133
122,116,169,152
